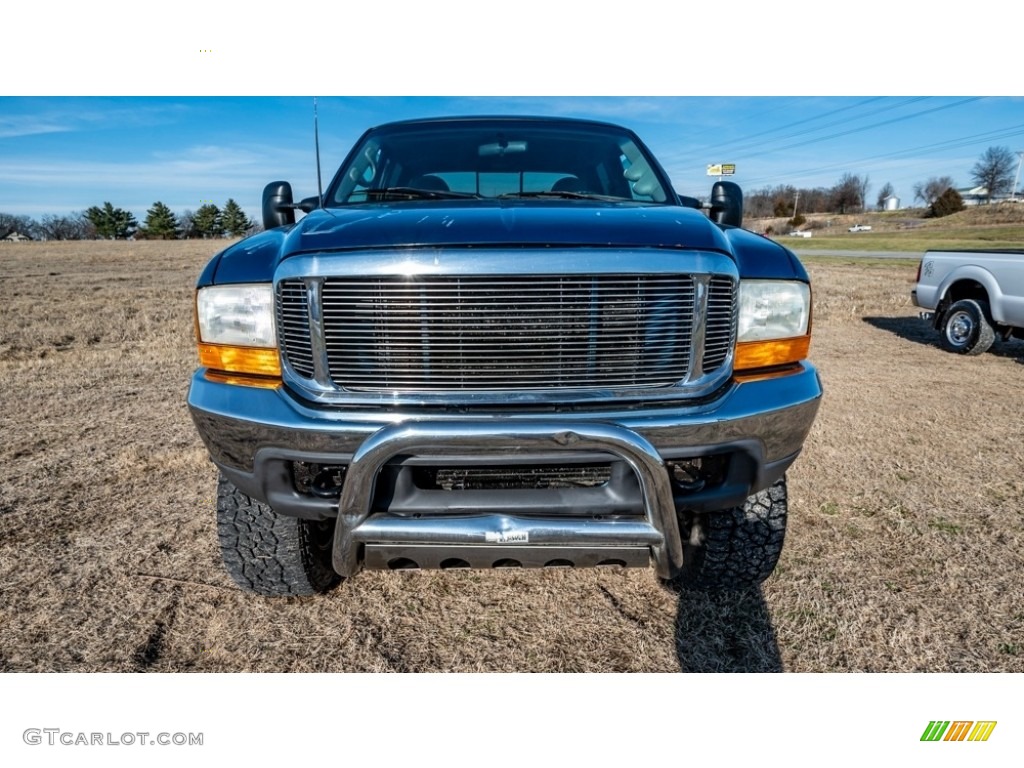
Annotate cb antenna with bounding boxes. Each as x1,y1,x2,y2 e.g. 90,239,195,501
314,97,324,207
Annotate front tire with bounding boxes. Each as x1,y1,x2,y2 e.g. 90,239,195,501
671,477,788,591
940,299,995,355
216,474,341,596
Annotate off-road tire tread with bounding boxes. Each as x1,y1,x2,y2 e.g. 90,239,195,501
216,474,340,596
941,299,995,356
674,478,788,591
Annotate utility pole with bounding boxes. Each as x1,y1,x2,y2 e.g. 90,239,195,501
1011,151,1024,202
793,190,800,218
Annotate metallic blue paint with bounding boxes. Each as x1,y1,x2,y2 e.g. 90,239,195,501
199,201,805,286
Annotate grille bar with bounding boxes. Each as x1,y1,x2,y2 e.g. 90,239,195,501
703,276,737,373
276,281,314,378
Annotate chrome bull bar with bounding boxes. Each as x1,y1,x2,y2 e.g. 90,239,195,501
331,421,684,579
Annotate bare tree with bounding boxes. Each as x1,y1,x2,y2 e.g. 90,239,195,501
970,146,1016,203
876,182,895,210
745,186,775,219
37,213,90,240
831,173,864,214
857,174,870,213
0,212,36,238
912,176,955,207
178,209,196,239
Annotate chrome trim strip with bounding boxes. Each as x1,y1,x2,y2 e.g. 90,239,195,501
355,515,663,547
276,248,739,280
690,275,709,380
306,278,332,386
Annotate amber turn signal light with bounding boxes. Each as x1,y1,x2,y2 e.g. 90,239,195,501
734,335,811,372
197,343,282,378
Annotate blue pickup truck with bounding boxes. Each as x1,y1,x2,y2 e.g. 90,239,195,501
188,116,822,596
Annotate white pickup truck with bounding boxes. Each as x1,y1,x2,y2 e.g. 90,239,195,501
912,249,1024,354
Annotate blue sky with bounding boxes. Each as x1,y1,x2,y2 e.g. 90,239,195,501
2,6,1022,224
2,96,1023,223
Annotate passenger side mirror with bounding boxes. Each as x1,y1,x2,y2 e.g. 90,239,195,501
262,181,297,230
709,181,743,227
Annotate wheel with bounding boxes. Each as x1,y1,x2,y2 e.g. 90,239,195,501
671,477,788,591
216,473,341,596
940,299,995,356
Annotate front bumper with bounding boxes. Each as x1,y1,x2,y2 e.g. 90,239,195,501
188,364,821,577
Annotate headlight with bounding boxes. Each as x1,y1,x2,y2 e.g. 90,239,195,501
738,280,810,342
195,284,280,379
196,284,276,347
734,280,811,372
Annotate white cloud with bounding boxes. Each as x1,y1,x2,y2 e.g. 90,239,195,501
0,116,75,139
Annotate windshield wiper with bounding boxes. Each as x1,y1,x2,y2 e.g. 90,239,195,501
366,187,482,201
497,191,623,201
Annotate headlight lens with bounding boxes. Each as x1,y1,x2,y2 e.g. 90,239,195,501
738,280,810,342
196,284,276,347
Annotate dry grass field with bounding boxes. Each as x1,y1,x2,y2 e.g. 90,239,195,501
1,240,1021,673
758,200,1024,250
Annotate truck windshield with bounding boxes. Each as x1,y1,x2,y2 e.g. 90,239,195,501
325,120,671,205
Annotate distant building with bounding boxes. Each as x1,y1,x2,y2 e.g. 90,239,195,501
882,195,900,211
955,186,1020,205
2,231,32,242
957,186,989,206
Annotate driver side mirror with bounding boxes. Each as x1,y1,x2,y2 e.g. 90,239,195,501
262,181,297,230
709,181,743,228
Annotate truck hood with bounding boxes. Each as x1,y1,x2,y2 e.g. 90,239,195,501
205,201,804,284
284,201,731,252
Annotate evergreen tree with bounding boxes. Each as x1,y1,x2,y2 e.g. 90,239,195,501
84,202,137,239
928,188,965,218
913,176,955,207
193,204,223,239
140,201,178,240
221,198,253,238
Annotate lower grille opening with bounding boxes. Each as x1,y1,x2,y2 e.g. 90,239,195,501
413,464,612,491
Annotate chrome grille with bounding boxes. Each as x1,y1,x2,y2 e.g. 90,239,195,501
703,277,737,372
277,273,736,393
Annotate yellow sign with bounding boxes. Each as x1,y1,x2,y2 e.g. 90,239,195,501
706,164,736,176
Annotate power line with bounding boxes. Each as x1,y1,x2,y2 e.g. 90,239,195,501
686,97,927,161
741,122,1024,188
745,97,983,158
676,96,890,161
